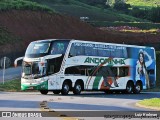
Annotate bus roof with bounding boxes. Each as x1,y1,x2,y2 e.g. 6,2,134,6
70,40,155,50
31,39,155,50
31,39,71,43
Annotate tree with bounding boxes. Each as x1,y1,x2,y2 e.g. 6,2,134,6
130,7,147,19
113,1,131,12
147,7,160,22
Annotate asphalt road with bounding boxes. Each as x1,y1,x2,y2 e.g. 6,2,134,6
0,66,22,82
0,91,160,120
0,92,159,118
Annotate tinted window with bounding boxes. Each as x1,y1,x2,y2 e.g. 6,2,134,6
85,47,97,56
119,67,129,77
69,42,128,58
50,40,69,55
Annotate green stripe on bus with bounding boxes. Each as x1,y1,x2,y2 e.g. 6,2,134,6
93,76,102,90
21,81,48,90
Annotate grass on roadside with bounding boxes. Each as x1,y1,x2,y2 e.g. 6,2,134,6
138,98,160,108
0,79,21,92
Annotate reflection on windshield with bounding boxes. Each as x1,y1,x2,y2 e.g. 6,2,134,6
50,41,69,55
25,40,69,58
26,42,50,55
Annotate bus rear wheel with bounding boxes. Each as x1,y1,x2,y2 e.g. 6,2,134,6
61,82,70,95
53,90,61,94
73,82,82,95
134,82,142,94
40,90,48,95
125,81,134,94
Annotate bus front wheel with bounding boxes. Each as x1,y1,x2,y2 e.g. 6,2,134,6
61,82,70,95
73,82,82,95
40,90,48,95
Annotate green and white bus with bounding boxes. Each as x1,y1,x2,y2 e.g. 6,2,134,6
15,39,156,95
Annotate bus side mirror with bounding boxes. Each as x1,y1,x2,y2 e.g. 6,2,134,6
14,57,24,67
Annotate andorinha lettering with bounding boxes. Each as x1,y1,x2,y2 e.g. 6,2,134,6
84,57,126,65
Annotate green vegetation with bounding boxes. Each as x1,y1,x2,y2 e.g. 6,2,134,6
127,0,160,8
28,0,146,22
138,98,160,109
91,21,160,30
27,0,160,27
0,79,21,91
155,52,160,90
0,0,54,12
1,0,160,26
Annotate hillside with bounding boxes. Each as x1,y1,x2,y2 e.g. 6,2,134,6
0,10,160,65
0,0,160,65
29,0,145,22
27,0,160,29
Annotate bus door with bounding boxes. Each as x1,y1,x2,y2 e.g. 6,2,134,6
48,75,58,90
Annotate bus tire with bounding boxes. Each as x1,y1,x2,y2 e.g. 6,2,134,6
125,81,134,94
61,81,70,95
40,90,48,95
73,82,82,95
53,90,61,94
133,81,142,94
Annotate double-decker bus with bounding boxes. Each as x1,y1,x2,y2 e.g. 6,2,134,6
14,39,156,95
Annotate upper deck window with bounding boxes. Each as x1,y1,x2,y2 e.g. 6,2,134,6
69,42,128,58
25,41,51,58
50,41,69,55
25,40,69,58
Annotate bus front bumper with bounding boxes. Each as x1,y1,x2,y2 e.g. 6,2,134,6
21,80,48,91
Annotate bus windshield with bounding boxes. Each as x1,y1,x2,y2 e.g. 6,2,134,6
25,41,51,58
25,40,70,58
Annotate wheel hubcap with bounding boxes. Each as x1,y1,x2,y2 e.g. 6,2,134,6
64,85,69,92
136,85,140,91
127,86,132,93
76,85,81,91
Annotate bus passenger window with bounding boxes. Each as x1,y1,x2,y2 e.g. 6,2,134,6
69,44,76,57
65,66,80,75
85,47,92,56
50,41,69,55
76,46,84,56
119,67,129,77
97,49,106,57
